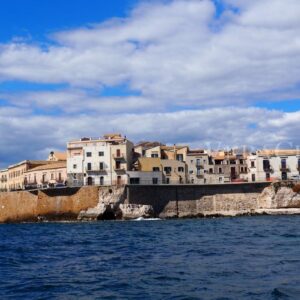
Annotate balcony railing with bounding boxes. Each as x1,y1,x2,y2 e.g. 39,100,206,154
280,166,290,172
263,167,273,173
85,167,107,173
114,166,126,172
113,153,125,159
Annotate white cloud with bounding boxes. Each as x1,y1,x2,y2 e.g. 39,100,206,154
0,0,299,105
0,0,300,167
1,105,300,168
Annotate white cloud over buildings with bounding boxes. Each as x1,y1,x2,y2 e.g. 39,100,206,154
0,0,300,165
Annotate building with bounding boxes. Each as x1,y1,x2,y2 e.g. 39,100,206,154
48,151,67,161
0,169,8,192
24,161,67,189
134,141,165,158
7,160,49,191
253,150,300,182
143,145,189,162
133,157,186,184
67,133,134,186
186,150,208,184
208,150,248,183
247,154,258,182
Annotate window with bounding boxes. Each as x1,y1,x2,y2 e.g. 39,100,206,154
73,164,77,169
152,178,158,184
100,176,104,185
281,159,287,169
251,161,255,168
196,159,201,166
266,173,270,180
130,178,140,184
87,163,92,171
86,152,92,157
176,154,184,162
99,151,104,157
219,177,222,182
153,167,160,172
151,152,159,158
166,178,170,184
51,173,54,180
164,167,172,174
178,167,184,172
219,168,222,174
58,173,62,181
189,170,193,174
263,159,270,171
252,174,256,182
209,168,213,174
99,162,104,170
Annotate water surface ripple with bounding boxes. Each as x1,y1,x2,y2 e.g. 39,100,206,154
1,216,300,299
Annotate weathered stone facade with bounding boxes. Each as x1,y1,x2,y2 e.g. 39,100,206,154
2,182,300,223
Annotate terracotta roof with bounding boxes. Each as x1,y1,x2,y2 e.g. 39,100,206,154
161,145,188,151
187,149,206,156
27,161,66,172
103,133,122,139
8,160,49,169
52,152,67,161
258,149,300,156
135,141,165,148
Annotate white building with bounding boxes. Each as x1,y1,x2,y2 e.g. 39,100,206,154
250,150,300,182
67,134,134,186
126,171,163,185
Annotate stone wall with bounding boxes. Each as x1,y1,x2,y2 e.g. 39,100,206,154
126,183,271,218
0,186,99,223
2,182,300,223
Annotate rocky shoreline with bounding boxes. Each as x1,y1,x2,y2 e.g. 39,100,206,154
77,181,300,221
1,182,300,223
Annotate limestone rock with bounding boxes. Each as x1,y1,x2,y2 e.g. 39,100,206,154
78,203,115,221
257,186,276,209
275,187,300,208
119,204,154,220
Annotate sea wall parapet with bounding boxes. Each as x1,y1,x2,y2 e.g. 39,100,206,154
2,182,300,223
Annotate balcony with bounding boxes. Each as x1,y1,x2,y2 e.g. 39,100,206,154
114,166,126,172
85,167,107,173
113,153,125,160
280,166,290,172
263,167,273,173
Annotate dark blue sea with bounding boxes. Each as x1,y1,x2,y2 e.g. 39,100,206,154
1,216,300,299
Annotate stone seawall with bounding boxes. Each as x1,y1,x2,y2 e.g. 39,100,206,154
2,182,300,223
0,187,99,223
126,183,272,218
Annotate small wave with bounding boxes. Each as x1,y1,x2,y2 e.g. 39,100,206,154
132,217,161,221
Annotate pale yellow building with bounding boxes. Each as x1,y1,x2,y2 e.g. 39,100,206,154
24,161,67,189
8,160,49,191
0,169,8,192
135,157,187,184
143,145,189,162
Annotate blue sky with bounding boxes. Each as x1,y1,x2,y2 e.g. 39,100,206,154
0,0,300,167
0,0,138,42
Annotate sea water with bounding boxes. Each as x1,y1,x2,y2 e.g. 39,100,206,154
1,216,300,299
